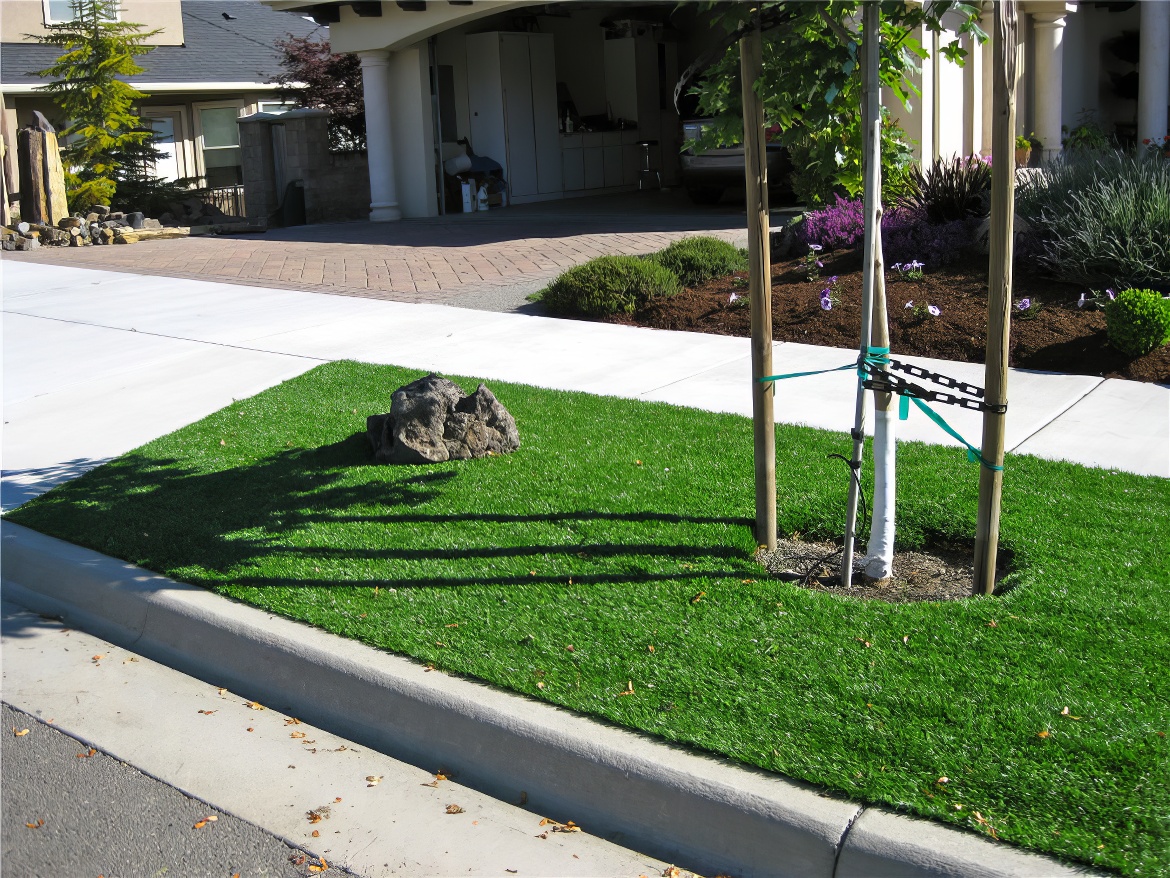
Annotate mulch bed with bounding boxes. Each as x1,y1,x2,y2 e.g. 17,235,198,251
601,249,1170,384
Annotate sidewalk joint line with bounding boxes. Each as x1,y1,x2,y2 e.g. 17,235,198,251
1006,377,1106,454
830,804,867,878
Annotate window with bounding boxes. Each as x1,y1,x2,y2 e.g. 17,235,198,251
43,0,119,24
198,105,242,187
257,101,296,115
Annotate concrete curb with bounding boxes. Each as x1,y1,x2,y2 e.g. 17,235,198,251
1,521,1095,878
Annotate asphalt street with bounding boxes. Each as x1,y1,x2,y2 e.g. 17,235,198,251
2,702,354,878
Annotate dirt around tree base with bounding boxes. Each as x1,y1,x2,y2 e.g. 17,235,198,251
757,536,1009,602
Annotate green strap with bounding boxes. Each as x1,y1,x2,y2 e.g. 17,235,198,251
903,395,1004,472
759,346,890,385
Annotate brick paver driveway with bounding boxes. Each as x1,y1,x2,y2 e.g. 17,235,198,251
5,191,786,310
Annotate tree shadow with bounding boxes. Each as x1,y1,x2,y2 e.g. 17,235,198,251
7,432,756,591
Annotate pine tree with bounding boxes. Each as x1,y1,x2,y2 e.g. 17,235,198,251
29,0,160,210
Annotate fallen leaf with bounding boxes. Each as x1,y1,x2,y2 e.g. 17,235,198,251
635,460,642,465
312,830,320,838
25,819,44,829
953,803,963,810
741,579,754,584
193,820,207,829
217,687,228,696
1060,707,1082,720
446,804,465,814
445,623,459,628
554,820,581,833
291,854,307,866
937,776,949,785
291,731,307,739
92,655,104,662
246,727,254,733
1037,730,1051,738
435,772,448,781
971,811,999,839
422,780,440,788
335,797,342,803
648,645,655,653
539,818,556,827
987,619,998,628
285,718,302,726
219,439,226,446
366,775,383,787
307,812,323,825
13,728,29,737
902,635,910,645
617,680,635,697
245,701,265,711
565,645,574,652
536,831,549,839
198,710,217,715
205,815,218,822
76,748,96,758
855,637,872,648
536,682,546,690
125,657,139,663
664,868,682,878
690,591,705,604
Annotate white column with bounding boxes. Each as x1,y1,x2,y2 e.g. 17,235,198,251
1031,11,1068,162
980,5,995,155
1138,0,1170,144
359,50,401,222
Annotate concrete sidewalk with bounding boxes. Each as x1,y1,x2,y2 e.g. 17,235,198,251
2,260,1166,511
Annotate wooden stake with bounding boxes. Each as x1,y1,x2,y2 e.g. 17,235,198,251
974,1,1018,595
741,21,776,551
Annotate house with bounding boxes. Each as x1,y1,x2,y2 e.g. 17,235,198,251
256,0,1169,222
1,0,322,194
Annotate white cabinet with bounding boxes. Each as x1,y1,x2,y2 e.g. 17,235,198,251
466,32,562,204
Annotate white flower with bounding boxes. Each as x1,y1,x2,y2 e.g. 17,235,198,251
927,305,941,317
905,301,914,309
729,292,739,304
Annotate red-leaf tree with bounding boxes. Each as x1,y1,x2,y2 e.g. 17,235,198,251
271,35,365,151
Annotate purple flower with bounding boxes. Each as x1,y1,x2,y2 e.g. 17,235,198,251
820,297,833,311
1077,293,1086,308
1016,298,1031,311
829,276,838,283
816,260,824,268
904,300,914,309
927,305,941,317
891,263,903,272
808,243,823,252
1107,288,1116,300
909,260,925,271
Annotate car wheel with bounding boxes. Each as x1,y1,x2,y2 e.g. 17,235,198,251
686,186,723,205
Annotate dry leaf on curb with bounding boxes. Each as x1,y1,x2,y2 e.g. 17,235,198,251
76,748,96,758
307,857,329,874
617,680,635,697
366,775,383,787
25,819,44,829
445,804,465,814
246,727,254,733
553,820,581,833
536,831,549,839
664,868,682,878
335,797,342,803
198,710,217,715
194,816,219,829
285,718,302,726
312,830,320,838
291,731,307,739
971,811,999,839
92,655,104,662
217,687,228,696
245,701,265,711
13,728,29,737
539,818,556,827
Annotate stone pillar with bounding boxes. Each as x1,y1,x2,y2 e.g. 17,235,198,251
1031,10,1069,162
1138,0,1170,144
359,50,401,222
238,112,279,223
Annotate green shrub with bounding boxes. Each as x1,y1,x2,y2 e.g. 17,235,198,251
536,255,681,316
1016,151,1170,286
1104,288,1170,356
646,236,746,287
895,155,992,224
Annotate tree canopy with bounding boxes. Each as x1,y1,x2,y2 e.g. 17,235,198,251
271,35,366,151
687,1,985,204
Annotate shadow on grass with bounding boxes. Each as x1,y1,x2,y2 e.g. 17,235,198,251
9,432,756,590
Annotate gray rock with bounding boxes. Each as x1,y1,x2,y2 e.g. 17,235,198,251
367,374,520,465
142,218,163,230
92,204,110,217
58,216,82,230
127,212,145,229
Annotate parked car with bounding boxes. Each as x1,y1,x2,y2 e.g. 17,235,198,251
679,118,794,205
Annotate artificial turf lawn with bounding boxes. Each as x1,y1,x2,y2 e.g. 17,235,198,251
7,360,1168,875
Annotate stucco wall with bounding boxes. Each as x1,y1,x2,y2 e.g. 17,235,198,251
1,0,184,45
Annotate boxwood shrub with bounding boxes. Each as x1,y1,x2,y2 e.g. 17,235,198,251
646,235,747,287
536,255,681,316
1105,288,1170,356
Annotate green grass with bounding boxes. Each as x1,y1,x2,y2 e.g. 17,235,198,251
7,361,1168,875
